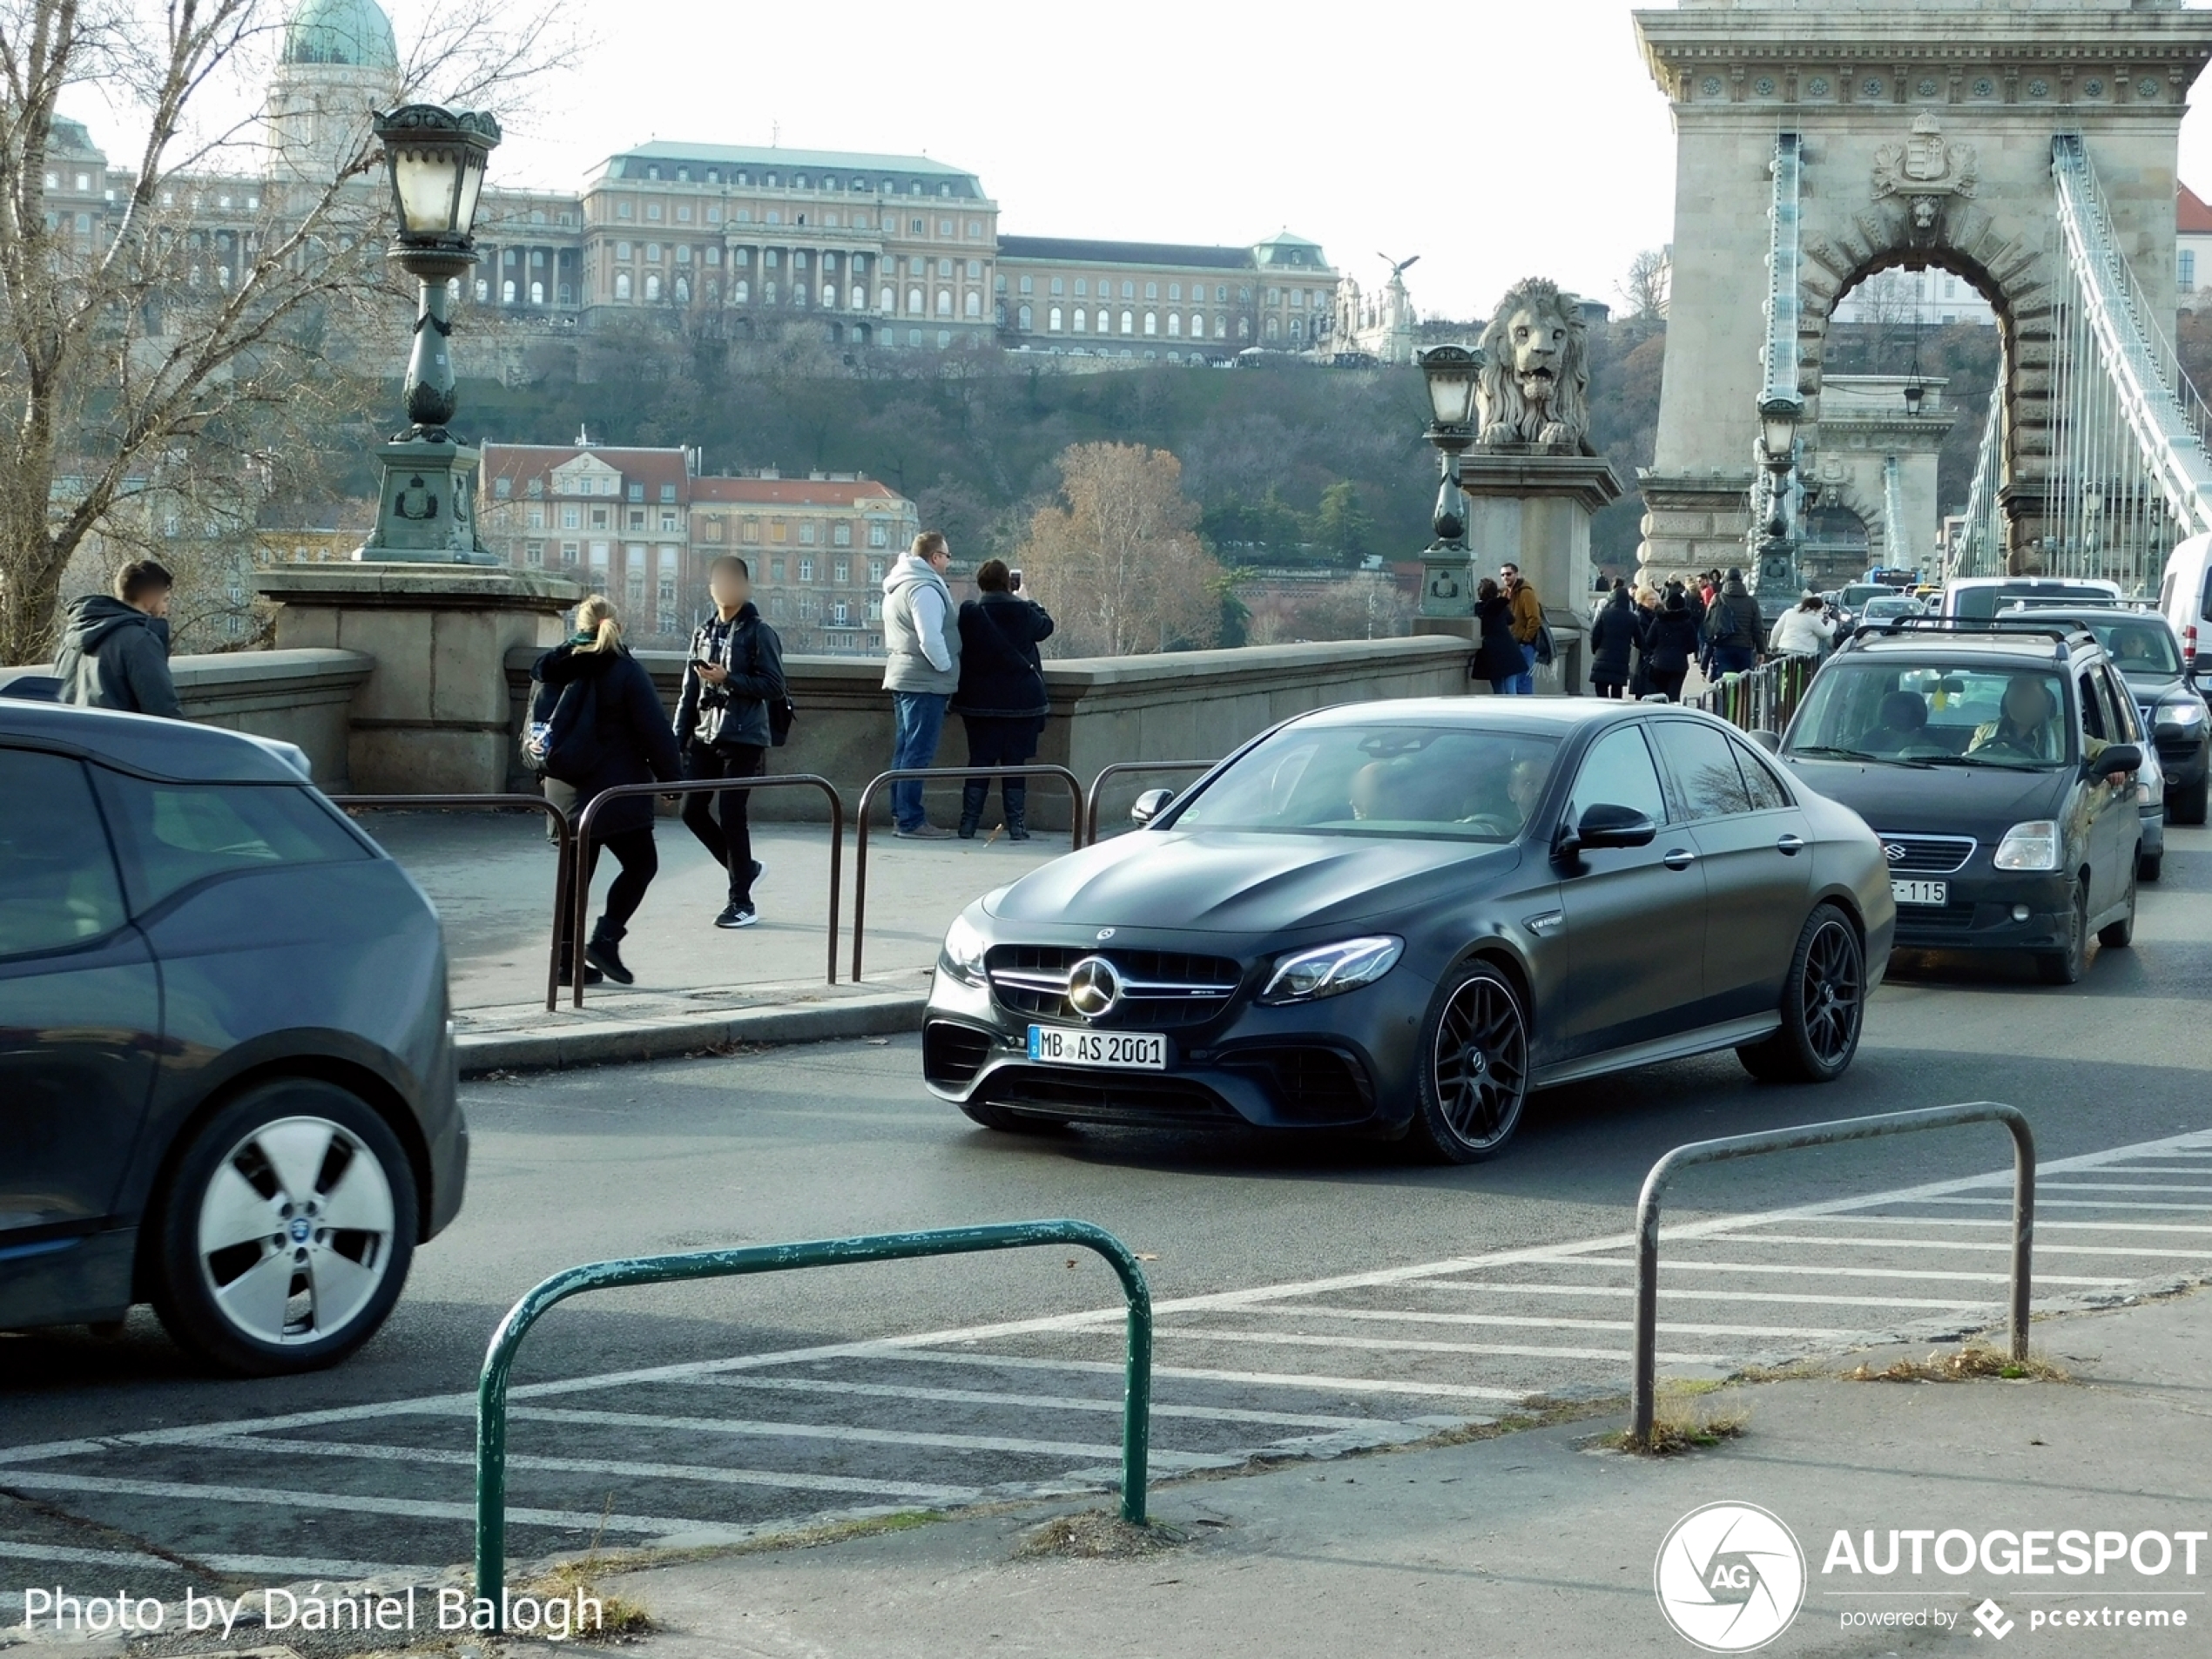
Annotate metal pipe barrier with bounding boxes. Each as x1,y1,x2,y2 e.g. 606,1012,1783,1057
329,793,574,1013
474,1217,1154,1623
1695,652,1814,735
1630,1101,2034,1446
850,764,1084,981
1082,759,1219,843
569,775,844,1004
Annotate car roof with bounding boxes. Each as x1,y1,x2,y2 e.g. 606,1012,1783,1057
0,699,312,783
1287,697,1719,732
1839,628,2101,668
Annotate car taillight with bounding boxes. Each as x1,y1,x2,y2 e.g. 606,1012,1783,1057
2187,623,2199,666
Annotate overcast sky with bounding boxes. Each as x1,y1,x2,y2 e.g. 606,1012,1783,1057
78,1,2212,321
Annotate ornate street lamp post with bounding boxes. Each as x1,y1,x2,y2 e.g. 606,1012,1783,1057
358,104,502,564
1415,344,1480,623
1747,390,1804,619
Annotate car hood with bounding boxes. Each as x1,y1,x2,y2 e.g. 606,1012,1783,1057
985,830,1518,934
1782,755,2063,833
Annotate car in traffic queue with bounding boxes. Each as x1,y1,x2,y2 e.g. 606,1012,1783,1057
1774,618,2145,984
1940,575,2123,620
0,699,464,1374
923,698,1896,1163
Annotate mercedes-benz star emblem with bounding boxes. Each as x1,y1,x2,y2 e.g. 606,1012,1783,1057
1096,927,1116,941
1067,955,1123,1020
1884,843,1907,864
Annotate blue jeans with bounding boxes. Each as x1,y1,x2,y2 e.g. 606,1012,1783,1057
1502,642,1536,696
1712,645,1757,677
889,691,949,830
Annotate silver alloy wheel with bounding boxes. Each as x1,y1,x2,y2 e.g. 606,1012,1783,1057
194,1114,397,1346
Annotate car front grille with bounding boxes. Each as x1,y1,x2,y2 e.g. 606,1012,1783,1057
1221,1047,1372,1123
975,1068,1234,1123
1876,833,1977,874
1893,903,1978,932
986,944,1243,1028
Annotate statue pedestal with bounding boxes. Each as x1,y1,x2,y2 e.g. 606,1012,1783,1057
1460,450,1623,693
253,565,583,794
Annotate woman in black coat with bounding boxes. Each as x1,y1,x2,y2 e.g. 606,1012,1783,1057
536,595,683,984
1641,588,1703,703
950,559,1055,840
1473,578,1526,694
1588,583,1637,698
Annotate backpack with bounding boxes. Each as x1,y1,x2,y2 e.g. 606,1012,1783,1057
537,670,604,786
1533,620,1556,668
746,623,798,749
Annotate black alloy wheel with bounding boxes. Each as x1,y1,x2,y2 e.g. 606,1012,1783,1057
1411,962,1530,1163
1738,904,1865,1084
2036,880,2089,986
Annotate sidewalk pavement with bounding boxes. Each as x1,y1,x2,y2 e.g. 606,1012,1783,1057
617,1288,2212,1658
345,810,1070,1074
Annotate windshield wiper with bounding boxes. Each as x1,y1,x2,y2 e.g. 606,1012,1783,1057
1787,745,1929,768
1917,752,2042,769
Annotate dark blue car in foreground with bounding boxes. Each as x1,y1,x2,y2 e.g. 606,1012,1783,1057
0,701,463,1373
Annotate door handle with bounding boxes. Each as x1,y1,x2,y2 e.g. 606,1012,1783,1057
1662,848,1697,871
1776,834,1805,855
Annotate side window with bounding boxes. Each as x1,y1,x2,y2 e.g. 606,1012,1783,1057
92,772,369,912
2076,672,2107,742
1567,725,1667,828
1732,737,1792,811
1651,720,1754,820
0,748,127,956
2099,668,2140,742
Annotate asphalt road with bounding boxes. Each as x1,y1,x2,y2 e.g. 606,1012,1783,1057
5,826,2212,1610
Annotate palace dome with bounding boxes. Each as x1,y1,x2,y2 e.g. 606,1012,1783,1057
280,0,398,69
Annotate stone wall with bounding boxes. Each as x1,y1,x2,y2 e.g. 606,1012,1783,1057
499,634,1478,830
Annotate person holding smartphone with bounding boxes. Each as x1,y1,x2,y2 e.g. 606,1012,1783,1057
673,556,786,928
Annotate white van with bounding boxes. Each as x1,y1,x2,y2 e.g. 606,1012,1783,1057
1941,575,2123,620
2157,532,2212,665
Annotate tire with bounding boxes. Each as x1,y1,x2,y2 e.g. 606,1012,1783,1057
2035,880,2089,987
2172,772,2209,826
957,1100,1064,1135
1408,961,1531,1164
2140,851,2163,884
1737,904,1865,1084
150,1080,417,1376
2099,865,2138,950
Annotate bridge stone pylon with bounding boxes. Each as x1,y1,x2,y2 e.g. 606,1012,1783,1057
1633,0,2212,583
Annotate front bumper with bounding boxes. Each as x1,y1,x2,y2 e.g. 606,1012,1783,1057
1889,870,2077,954
922,963,1424,1133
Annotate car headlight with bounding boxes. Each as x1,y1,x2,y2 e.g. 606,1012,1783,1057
1258,936,1403,1005
941,913,989,986
2159,698,2208,730
1993,820,2060,872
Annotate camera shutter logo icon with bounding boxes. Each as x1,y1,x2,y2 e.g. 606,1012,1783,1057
1654,1501,1806,1652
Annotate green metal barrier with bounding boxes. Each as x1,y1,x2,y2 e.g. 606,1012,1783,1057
474,1218,1154,1623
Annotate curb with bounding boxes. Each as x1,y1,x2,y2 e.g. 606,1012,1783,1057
456,991,928,1075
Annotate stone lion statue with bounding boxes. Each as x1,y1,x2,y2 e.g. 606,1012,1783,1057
1476,277,1593,453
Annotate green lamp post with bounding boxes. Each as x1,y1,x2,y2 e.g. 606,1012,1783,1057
1415,344,1480,622
358,103,502,564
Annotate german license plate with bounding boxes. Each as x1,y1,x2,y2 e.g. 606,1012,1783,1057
1027,1025,1166,1069
1892,879,1948,907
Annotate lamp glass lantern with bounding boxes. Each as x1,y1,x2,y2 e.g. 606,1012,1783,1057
1758,395,1802,469
374,105,500,246
1417,345,1480,431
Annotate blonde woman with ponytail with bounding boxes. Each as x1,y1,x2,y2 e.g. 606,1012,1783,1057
532,592,683,985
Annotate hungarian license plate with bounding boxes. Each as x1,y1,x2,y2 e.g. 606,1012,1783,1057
1892,879,1948,907
1027,1025,1166,1070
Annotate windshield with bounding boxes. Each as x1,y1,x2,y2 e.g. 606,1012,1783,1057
1840,585,1888,608
2085,618,2182,676
1952,582,2115,620
1784,663,2072,769
1174,724,1561,842
1862,597,1920,619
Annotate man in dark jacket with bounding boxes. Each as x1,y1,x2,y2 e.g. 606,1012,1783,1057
1704,569,1764,678
673,556,786,928
950,560,1054,840
1642,589,1702,702
54,561,183,717
1588,581,1636,698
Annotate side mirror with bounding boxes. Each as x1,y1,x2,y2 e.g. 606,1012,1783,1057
1554,801,1658,860
1130,788,1177,826
2090,743,2141,779
1747,728,1781,753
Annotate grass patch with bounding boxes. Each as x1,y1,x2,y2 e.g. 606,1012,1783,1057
1848,1345,2071,1384
1599,1388,1751,1457
1014,1511,1189,1560
516,1560,654,1643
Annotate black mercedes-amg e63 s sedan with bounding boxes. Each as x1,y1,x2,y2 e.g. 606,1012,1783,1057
922,698,1894,1162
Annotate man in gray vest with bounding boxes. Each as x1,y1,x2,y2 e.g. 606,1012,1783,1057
881,530,963,838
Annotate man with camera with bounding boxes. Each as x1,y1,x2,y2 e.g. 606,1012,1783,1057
674,555,786,929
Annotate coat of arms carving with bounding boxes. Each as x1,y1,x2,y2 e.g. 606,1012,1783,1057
1873,113,1978,237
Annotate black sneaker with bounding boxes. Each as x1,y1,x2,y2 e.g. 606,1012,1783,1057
750,859,764,886
557,957,604,987
585,937,634,985
715,902,759,929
